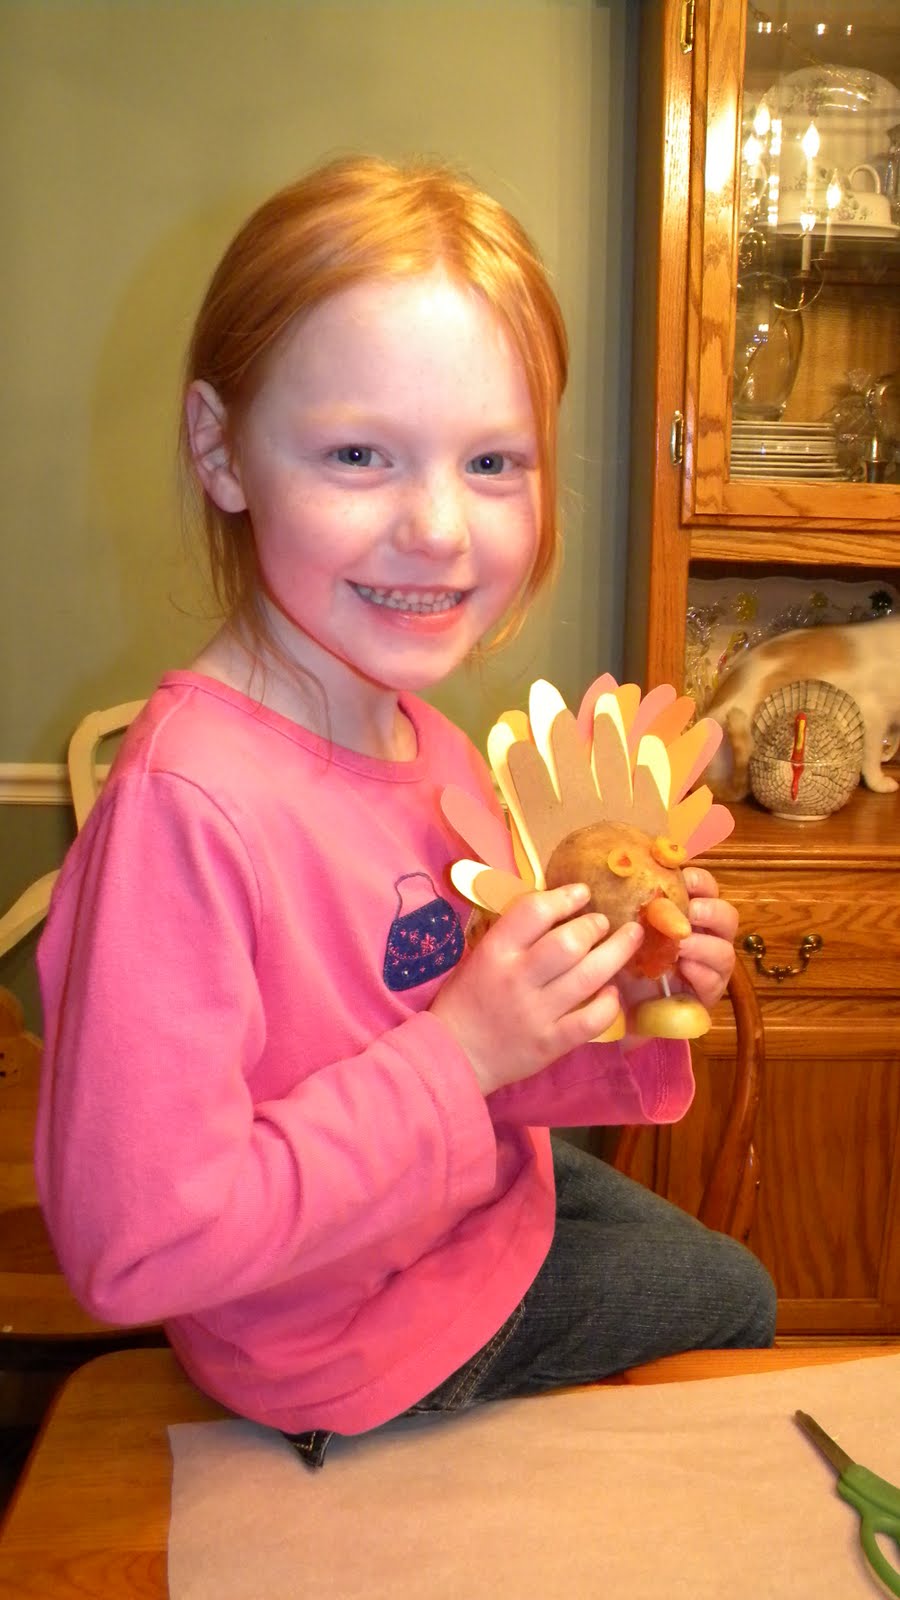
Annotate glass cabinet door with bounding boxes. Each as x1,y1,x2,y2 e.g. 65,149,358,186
687,0,899,526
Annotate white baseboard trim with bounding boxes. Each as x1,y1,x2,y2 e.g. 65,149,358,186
0,765,70,806
1,765,108,806
0,764,112,806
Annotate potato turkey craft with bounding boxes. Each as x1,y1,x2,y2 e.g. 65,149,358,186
441,675,735,1040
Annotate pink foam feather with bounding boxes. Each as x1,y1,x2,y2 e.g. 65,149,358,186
627,683,677,754
440,784,513,870
575,673,619,739
683,804,735,858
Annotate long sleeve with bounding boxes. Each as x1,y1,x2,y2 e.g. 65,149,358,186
36,771,498,1326
485,1036,694,1129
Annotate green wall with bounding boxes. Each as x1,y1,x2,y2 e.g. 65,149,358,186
1,0,637,1025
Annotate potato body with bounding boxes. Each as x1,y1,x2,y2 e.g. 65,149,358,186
545,822,689,979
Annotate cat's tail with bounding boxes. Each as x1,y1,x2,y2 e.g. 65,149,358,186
707,708,754,802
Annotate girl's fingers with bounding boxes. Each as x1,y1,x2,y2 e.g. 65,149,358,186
678,931,736,1008
678,931,736,976
494,884,616,987
687,896,739,943
545,921,644,1016
677,960,732,1009
497,882,592,949
525,908,611,985
558,984,624,1048
683,866,719,899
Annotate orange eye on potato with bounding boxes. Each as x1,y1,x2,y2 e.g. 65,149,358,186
651,836,687,869
606,847,635,877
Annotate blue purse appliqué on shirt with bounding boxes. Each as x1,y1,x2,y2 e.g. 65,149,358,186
383,872,464,991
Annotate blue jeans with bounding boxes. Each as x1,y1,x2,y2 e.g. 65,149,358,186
284,1138,776,1467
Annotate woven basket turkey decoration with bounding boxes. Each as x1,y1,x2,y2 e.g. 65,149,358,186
749,678,865,820
441,675,734,1040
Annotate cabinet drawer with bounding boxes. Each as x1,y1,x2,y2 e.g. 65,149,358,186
721,870,900,995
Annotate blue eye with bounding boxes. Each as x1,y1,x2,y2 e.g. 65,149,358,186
335,446,375,467
468,453,506,476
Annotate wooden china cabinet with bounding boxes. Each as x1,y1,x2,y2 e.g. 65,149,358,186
624,0,900,1332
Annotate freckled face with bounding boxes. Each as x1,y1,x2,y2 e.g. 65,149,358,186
226,269,541,703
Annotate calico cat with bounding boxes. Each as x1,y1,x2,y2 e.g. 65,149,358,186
703,614,900,803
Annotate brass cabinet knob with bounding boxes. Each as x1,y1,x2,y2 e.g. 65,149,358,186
741,932,823,982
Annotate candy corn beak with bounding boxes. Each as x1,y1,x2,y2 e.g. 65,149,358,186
643,896,691,941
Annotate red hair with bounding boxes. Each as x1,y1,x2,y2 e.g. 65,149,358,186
181,155,568,644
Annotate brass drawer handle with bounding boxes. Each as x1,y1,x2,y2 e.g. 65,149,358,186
742,932,823,982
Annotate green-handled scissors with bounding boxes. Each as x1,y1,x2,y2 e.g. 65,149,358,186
795,1410,900,1596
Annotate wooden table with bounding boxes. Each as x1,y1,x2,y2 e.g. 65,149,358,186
2,1342,899,1598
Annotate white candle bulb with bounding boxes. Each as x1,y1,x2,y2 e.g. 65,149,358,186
753,104,771,138
824,171,841,253
801,121,820,162
799,122,820,270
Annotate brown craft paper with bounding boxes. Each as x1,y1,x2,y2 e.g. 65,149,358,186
591,711,633,819
547,712,603,828
168,1353,900,1600
505,740,561,868
629,757,670,836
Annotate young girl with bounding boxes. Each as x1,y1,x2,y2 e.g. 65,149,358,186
35,156,775,1467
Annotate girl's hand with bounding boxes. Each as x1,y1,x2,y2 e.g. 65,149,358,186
430,884,644,1095
616,867,737,1021
677,866,738,1010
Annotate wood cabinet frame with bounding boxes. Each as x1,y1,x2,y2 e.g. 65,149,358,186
625,0,900,1334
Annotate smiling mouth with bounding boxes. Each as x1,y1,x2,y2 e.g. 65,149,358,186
351,583,466,614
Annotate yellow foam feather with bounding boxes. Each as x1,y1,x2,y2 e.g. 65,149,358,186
635,733,671,811
591,693,629,796
613,683,642,740
508,812,537,889
497,708,531,744
666,722,715,801
529,680,569,800
487,721,517,811
486,721,545,888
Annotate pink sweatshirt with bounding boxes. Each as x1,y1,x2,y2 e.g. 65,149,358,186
35,673,693,1434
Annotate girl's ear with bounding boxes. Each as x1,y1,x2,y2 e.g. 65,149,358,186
185,381,247,513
